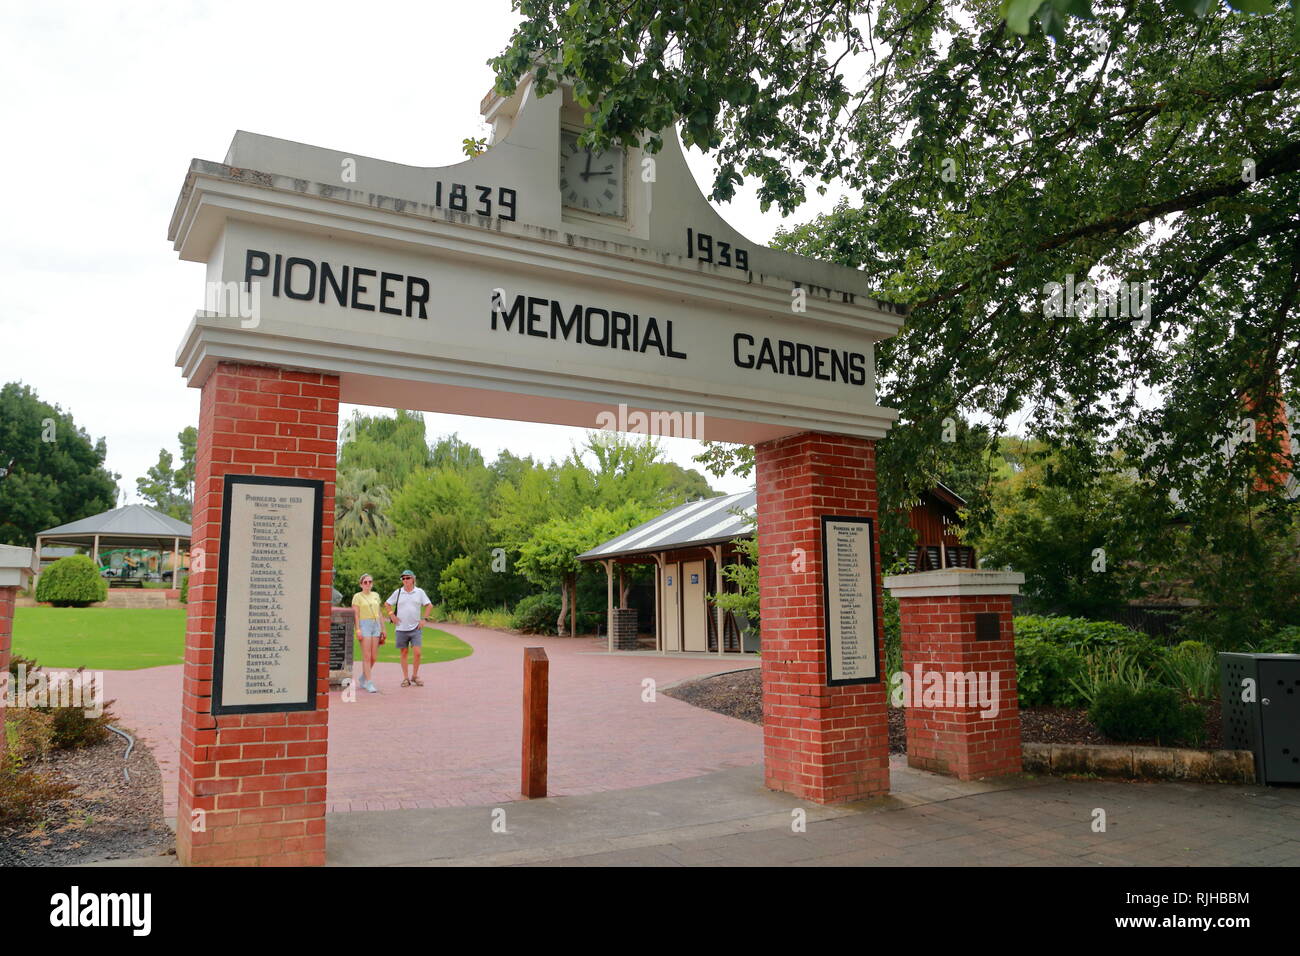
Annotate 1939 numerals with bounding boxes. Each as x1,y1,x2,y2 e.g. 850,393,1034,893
686,228,748,271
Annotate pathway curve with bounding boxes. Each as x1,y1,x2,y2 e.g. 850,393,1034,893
103,624,762,820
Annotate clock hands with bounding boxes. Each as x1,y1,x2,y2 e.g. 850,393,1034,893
578,148,614,180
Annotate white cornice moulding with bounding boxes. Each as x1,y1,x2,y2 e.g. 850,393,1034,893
883,570,1026,599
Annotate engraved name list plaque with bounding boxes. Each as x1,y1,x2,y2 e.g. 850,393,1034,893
212,475,324,715
821,515,881,686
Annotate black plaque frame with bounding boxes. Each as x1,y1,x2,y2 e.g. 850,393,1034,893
211,474,325,716
820,514,882,687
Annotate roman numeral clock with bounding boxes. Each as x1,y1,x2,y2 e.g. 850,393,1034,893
560,128,625,219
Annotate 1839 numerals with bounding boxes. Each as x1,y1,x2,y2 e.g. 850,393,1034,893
433,181,517,221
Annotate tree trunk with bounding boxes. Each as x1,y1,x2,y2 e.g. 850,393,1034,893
567,575,578,637
556,582,568,637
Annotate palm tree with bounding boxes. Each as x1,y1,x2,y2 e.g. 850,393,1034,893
335,468,393,547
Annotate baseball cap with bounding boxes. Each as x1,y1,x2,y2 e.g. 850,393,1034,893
401,570,415,577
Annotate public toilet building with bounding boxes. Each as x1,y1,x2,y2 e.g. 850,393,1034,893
580,490,757,656
582,484,974,656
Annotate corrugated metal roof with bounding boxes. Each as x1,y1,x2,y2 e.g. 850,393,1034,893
38,504,191,539
578,490,756,560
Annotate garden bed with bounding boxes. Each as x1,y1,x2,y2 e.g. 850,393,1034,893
0,729,175,866
664,668,1224,752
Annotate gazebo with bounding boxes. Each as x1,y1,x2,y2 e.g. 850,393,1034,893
34,505,192,585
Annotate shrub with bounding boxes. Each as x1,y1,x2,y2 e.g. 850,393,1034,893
9,661,116,750
6,708,54,766
513,592,562,634
1088,683,1206,746
1069,648,1152,704
1015,637,1086,707
1158,640,1219,701
1016,614,1167,670
46,697,116,750
0,752,76,827
0,706,76,827
180,573,189,604
1248,625,1300,655
34,555,106,607
473,609,515,630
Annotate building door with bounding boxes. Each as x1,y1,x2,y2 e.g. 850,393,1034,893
682,560,707,651
661,562,681,652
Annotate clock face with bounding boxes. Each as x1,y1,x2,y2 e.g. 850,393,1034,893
560,129,625,217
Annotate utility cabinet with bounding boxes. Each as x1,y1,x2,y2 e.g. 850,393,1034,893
1219,652,1300,784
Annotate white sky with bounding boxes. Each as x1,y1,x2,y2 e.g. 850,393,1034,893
0,0,865,501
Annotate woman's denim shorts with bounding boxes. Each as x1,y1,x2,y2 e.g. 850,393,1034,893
358,619,382,639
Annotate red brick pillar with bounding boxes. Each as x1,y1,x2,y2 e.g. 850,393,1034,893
884,570,1024,780
0,584,15,751
177,362,338,866
754,432,889,804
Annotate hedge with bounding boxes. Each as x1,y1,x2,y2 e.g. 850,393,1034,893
34,555,106,607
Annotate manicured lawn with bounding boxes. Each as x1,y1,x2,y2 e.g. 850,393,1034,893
13,607,188,669
354,622,473,665
11,607,471,670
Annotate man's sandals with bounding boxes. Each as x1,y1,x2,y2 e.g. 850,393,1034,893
401,676,424,687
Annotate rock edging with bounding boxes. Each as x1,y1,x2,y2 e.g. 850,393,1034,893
1023,742,1255,783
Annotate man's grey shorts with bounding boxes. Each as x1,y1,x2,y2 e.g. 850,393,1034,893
395,628,422,649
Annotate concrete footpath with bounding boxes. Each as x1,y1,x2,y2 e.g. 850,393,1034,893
323,758,1300,867
93,756,1300,866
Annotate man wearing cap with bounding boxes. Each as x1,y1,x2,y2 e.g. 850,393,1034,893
385,570,433,687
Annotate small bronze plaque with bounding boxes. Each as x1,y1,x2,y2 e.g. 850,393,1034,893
975,612,1001,642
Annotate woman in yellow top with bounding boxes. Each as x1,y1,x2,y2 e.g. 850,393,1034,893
351,574,384,694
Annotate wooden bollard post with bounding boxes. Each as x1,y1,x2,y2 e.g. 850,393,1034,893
521,646,549,798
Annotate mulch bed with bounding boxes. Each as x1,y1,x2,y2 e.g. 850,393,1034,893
0,730,175,867
666,668,1225,753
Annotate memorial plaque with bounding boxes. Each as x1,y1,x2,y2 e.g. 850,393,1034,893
820,515,880,686
212,474,324,715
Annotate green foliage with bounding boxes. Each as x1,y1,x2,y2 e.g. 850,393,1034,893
179,573,189,604
334,467,393,548
135,426,197,521
1088,684,1207,746
1013,613,1149,650
495,2,1300,641
883,591,902,681
337,410,432,492
472,609,516,630
711,518,759,628
513,592,563,634
1250,625,1300,654
34,555,106,607
999,0,1296,40
1070,649,1153,703
334,534,406,604
1015,636,1088,707
1158,640,1220,700
976,446,1151,617
0,382,120,546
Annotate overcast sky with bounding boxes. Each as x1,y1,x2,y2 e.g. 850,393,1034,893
0,0,877,502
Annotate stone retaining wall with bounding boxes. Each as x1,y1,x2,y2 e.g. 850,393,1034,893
1023,742,1255,783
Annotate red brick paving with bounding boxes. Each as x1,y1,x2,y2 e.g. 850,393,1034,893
105,624,761,821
